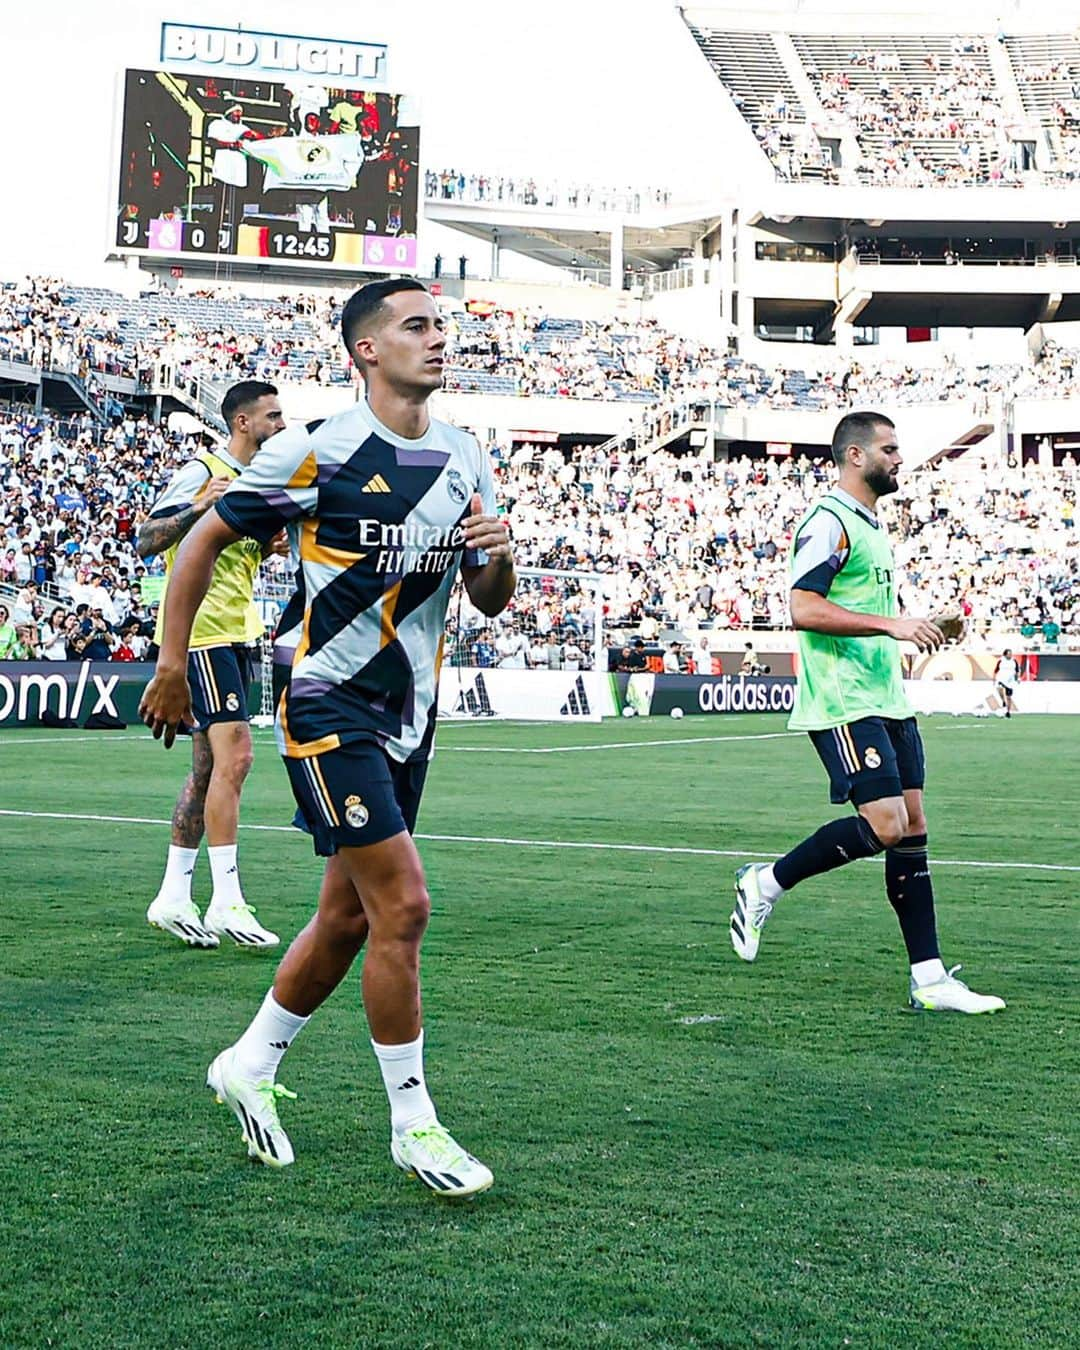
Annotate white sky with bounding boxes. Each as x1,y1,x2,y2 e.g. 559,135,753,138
0,0,736,284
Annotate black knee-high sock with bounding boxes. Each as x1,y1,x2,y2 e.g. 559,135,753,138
773,815,885,891
885,833,940,964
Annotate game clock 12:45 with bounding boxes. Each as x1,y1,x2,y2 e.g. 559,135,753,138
269,231,332,260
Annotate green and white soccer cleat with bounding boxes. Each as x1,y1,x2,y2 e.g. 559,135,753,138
146,895,219,948
731,863,776,962
206,1047,296,1167
909,966,1006,1014
390,1123,494,1198
203,900,279,948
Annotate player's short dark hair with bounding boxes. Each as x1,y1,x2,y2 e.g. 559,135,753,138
340,277,430,356
830,411,895,468
221,380,278,429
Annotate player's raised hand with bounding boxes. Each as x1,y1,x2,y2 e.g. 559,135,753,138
264,528,291,559
198,476,233,511
463,493,512,561
889,617,945,652
139,666,194,749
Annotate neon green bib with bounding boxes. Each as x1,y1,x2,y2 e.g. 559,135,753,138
789,492,912,731
153,450,264,650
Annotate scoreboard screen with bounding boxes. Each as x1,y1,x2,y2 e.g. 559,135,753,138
114,68,420,272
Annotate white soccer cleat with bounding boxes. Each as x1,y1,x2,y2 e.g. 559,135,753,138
731,863,776,962
204,900,279,948
390,1122,494,1198
146,895,219,948
206,1047,296,1167
909,965,1006,1015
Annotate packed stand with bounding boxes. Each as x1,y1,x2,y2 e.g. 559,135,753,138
2,400,1077,664
457,444,1077,655
800,36,1018,188
0,405,286,663
6,278,1077,415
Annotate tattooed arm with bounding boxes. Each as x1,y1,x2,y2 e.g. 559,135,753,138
136,476,232,559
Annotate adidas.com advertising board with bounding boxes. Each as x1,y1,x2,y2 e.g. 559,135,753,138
625,673,797,716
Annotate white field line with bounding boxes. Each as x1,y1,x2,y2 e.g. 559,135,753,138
0,733,152,746
0,807,1076,874
437,731,803,754
0,729,803,754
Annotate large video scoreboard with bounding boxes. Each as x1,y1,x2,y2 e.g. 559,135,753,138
114,67,419,271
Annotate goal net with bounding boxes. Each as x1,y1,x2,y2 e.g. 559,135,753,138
441,567,606,721
252,569,293,728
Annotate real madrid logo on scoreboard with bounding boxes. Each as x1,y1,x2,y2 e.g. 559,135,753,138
112,23,417,274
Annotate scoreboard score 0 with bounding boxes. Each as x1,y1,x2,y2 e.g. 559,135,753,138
114,68,419,272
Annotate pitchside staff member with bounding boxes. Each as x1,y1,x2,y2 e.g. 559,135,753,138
140,278,514,1198
139,381,287,949
730,411,1006,1014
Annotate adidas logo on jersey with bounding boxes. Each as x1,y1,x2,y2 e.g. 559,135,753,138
361,474,392,493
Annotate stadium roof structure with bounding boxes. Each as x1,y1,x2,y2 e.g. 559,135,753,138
424,195,726,290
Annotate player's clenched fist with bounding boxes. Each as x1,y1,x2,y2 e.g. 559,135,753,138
463,492,512,560
139,666,194,749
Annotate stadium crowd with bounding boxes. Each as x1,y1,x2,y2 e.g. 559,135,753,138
737,33,1080,188
2,397,1075,666
8,278,1080,412
486,445,1077,656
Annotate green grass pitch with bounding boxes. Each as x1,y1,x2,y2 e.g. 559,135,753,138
0,713,1076,1348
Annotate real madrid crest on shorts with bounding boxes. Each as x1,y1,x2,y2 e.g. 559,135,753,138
344,794,370,829
446,468,468,505
225,692,240,712
864,746,881,769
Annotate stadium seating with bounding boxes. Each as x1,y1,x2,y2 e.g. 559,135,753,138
680,23,1080,187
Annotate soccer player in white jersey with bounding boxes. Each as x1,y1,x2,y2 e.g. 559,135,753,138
141,279,515,1197
986,649,1020,717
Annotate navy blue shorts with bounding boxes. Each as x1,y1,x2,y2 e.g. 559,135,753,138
284,739,429,856
187,645,253,733
809,716,926,806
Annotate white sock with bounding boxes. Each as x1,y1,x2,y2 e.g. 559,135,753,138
232,990,310,1083
208,844,244,907
159,845,198,903
372,1030,438,1136
757,864,784,902
911,958,947,987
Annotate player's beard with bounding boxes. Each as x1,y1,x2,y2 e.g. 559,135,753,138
866,464,899,497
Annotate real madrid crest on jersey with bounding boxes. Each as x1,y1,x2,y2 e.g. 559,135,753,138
226,692,240,712
864,746,881,769
344,794,370,829
446,468,468,505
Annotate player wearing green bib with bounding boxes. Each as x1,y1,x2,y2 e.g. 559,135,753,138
731,411,1005,1014
139,381,287,950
